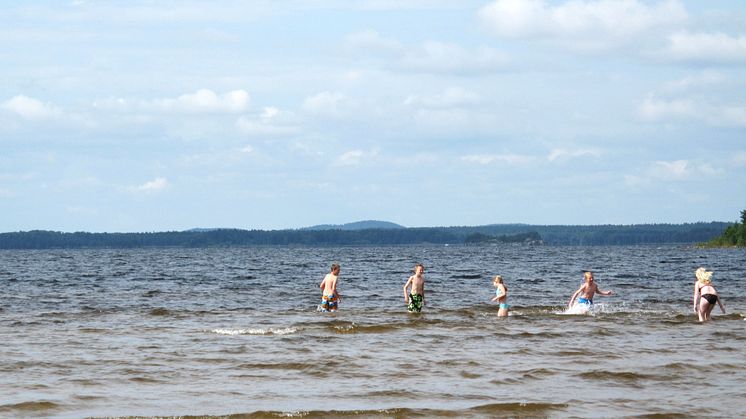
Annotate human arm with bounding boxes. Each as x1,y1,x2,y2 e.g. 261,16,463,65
319,276,326,290
403,277,412,302
717,297,726,314
693,283,700,312
568,285,582,308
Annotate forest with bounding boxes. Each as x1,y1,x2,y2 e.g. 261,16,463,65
705,210,746,247
0,222,730,249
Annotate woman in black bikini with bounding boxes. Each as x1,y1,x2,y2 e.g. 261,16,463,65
693,267,726,322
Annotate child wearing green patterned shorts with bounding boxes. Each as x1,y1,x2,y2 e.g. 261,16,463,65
403,263,426,313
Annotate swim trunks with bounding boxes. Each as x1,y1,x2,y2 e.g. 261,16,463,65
408,293,423,313
702,294,718,305
577,297,593,305
319,293,338,312
499,303,509,309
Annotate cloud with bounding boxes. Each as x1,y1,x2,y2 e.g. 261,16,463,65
130,177,169,192
639,95,746,127
397,42,509,74
664,31,746,64
335,149,379,166
404,87,481,109
344,30,509,75
344,30,403,53
236,106,300,136
302,92,351,117
479,0,687,50
733,151,746,167
625,159,722,186
547,148,601,162
461,153,534,166
0,187,14,198
2,95,63,120
660,71,725,93
95,89,250,114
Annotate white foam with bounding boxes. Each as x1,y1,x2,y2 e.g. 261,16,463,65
210,327,297,336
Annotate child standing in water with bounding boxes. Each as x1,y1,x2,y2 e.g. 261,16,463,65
318,263,341,312
568,271,613,310
491,275,509,317
693,267,725,322
403,263,426,313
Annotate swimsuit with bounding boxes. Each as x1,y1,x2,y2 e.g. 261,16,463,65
496,290,508,310
702,294,718,305
577,297,593,305
319,293,338,312
408,293,423,313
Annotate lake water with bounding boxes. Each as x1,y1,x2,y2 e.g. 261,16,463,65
1,245,745,418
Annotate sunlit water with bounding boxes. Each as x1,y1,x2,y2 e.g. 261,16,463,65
1,245,745,418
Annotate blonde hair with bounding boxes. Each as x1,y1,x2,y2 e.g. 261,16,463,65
695,267,712,285
493,275,503,286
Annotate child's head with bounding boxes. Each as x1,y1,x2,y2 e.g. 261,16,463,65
493,275,503,286
414,263,424,274
584,271,594,282
331,263,340,274
695,267,712,285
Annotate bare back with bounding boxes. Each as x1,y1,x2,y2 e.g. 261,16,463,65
320,273,338,295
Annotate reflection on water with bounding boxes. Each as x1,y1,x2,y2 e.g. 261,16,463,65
0,245,744,418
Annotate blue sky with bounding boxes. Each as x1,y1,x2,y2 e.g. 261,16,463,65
1,0,745,232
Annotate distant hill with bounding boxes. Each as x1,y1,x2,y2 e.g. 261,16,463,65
303,220,406,230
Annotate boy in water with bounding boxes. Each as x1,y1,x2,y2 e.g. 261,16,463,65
318,263,341,312
403,263,426,313
568,271,613,309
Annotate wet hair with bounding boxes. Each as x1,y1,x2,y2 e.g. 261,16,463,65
331,263,340,272
493,275,503,285
695,267,712,285
414,263,424,270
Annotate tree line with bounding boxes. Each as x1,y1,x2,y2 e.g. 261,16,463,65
0,222,730,249
705,209,746,247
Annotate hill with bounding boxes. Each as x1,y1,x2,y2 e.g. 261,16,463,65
302,220,406,230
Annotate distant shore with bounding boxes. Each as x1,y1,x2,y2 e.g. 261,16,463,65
0,222,730,249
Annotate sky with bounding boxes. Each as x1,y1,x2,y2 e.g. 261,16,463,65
1,0,745,232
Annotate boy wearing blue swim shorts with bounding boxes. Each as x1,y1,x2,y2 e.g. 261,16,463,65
568,271,613,310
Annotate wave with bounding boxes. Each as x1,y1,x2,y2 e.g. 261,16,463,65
106,402,570,418
210,327,298,336
0,400,60,414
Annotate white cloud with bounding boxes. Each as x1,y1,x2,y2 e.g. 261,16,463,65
0,187,14,198
639,95,696,121
398,42,509,74
732,151,746,167
626,159,722,186
344,30,403,53
130,177,169,192
660,71,725,93
479,0,687,50
461,153,534,166
404,87,481,109
302,92,350,117
639,95,746,127
664,31,746,63
2,95,63,120
547,148,601,162
95,89,250,114
236,106,300,136
335,149,379,166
